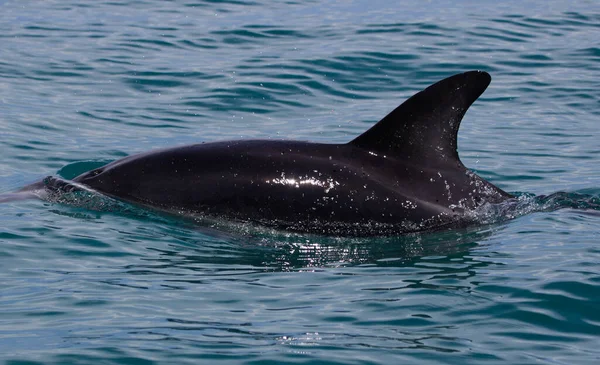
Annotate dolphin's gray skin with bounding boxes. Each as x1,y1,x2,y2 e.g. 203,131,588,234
13,71,513,236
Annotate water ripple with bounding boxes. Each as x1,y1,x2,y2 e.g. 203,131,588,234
1,1,600,364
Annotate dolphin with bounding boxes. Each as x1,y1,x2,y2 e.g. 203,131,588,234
9,71,513,236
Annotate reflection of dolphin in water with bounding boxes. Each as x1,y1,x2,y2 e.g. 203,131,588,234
7,71,515,236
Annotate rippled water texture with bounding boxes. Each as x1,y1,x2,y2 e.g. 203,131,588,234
1,1,599,364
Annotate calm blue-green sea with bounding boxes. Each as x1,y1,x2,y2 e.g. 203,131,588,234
1,1,600,364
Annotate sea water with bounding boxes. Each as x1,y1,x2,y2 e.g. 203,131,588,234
1,1,599,364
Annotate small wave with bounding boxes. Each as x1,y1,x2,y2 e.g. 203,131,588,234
472,190,600,225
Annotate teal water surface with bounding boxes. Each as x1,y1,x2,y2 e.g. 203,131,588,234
1,1,600,364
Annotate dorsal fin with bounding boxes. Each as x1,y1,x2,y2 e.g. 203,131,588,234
349,71,491,167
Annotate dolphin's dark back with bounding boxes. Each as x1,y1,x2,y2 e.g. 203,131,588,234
9,71,513,236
